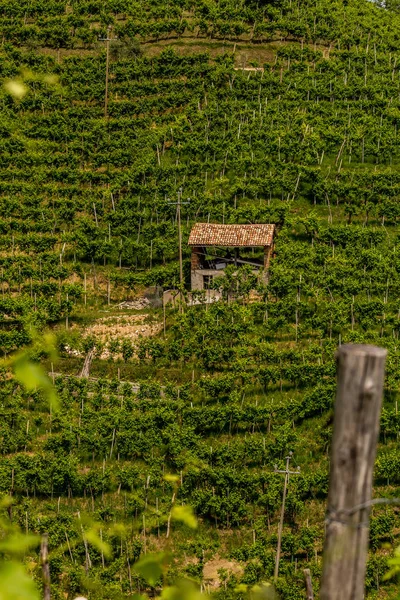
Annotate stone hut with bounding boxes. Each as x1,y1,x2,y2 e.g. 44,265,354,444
188,223,275,291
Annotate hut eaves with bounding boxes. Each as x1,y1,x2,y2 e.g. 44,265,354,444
188,223,275,247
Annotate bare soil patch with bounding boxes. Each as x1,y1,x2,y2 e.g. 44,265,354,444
203,556,243,589
84,313,162,359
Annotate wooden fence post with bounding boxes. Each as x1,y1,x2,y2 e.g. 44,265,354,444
40,533,51,600
303,568,314,599
320,344,387,600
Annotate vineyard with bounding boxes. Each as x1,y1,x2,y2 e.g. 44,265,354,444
2,0,400,597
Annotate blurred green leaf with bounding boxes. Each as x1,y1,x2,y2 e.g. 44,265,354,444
13,355,59,411
161,579,203,600
171,505,197,529
41,332,58,363
42,74,59,85
384,545,400,580
0,533,39,556
84,530,111,559
3,80,28,99
0,562,39,600
235,583,249,593
133,553,169,586
0,496,13,509
250,582,278,599
110,522,126,536
164,474,179,483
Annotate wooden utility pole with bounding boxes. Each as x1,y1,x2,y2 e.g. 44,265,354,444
167,188,190,310
99,25,117,118
177,192,183,287
274,452,300,582
320,344,387,600
40,534,51,600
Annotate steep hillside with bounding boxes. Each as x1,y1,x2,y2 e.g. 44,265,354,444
2,0,400,598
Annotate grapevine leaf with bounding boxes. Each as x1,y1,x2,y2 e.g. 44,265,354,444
0,533,39,556
161,579,203,600
3,80,28,100
171,505,197,529
84,530,112,559
164,474,180,483
13,355,59,411
133,552,169,586
0,562,39,600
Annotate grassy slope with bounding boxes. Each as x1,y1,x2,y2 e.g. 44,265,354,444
2,0,400,598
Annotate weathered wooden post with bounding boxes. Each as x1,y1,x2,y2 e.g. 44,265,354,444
40,533,51,600
320,344,387,600
303,568,314,599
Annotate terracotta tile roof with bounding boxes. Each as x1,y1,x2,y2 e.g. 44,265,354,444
188,223,275,247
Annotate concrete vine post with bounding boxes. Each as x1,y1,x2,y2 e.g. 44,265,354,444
320,344,387,600
99,25,117,119
167,189,190,313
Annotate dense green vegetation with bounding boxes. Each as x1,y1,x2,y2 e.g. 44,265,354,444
3,0,400,597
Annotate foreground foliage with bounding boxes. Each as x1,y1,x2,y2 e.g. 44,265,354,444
2,0,400,597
